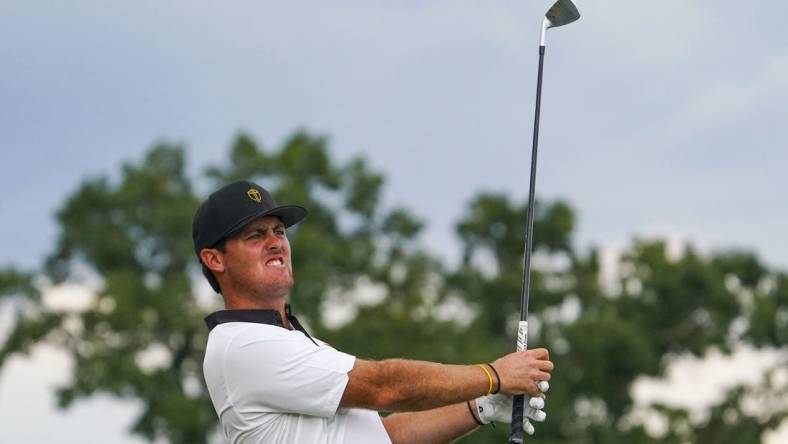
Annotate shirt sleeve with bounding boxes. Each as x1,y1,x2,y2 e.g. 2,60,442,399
224,327,356,418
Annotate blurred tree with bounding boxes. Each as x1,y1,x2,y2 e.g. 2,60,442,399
0,132,786,443
2,145,213,443
0,267,50,361
0,268,39,301
444,218,788,444
0,132,440,443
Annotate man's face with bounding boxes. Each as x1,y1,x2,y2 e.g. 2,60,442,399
220,215,294,299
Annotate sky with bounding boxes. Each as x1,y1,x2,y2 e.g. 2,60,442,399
1,1,787,442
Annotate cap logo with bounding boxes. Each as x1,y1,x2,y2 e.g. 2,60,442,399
247,188,262,203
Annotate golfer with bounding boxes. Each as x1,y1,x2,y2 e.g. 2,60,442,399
194,181,554,443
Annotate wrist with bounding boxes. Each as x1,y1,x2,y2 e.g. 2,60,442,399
487,363,501,394
466,399,484,426
477,364,494,396
476,363,501,396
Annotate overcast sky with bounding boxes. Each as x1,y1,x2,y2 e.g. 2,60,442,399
2,1,787,442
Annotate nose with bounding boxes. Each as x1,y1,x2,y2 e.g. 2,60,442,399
265,234,283,252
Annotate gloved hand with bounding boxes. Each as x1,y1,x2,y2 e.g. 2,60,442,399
474,381,549,435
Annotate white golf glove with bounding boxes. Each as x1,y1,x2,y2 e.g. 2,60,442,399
474,381,549,435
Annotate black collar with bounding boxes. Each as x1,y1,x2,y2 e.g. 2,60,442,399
204,304,318,346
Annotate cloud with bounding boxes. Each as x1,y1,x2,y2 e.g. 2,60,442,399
672,54,788,132
577,0,714,68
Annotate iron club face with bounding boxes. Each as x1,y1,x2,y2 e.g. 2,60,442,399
540,0,581,46
545,0,581,29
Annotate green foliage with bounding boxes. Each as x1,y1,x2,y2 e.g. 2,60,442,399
1,131,786,443
0,267,39,301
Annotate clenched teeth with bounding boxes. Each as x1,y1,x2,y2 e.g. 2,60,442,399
265,258,284,267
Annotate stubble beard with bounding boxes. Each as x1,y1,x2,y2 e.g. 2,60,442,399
258,272,294,299
225,263,295,303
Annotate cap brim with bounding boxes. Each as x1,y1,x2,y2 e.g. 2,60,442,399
218,205,308,245
267,205,308,228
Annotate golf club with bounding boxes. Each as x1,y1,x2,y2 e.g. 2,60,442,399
509,1,580,443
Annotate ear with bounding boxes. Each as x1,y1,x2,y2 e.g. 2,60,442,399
200,248,226,274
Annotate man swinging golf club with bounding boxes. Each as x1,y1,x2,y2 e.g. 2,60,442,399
195,181,554,443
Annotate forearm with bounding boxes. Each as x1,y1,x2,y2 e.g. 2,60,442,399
378,359,490,411
341,348,553,412
382,401,481,444
341,359,495,412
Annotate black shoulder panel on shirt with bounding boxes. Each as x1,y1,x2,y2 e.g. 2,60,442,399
204,304,319,346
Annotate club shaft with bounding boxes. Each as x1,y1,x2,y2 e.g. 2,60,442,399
509,44,545,444
521,47,545,322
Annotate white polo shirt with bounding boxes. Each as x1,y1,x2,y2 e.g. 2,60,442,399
203,319,391,443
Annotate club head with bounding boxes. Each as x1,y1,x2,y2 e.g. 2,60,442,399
544,0,580,29
539,0,580,45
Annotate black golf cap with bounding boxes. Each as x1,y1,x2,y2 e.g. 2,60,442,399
192,180,307,292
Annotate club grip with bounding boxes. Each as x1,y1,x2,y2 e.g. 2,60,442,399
509,320,529,443
508,394,526,443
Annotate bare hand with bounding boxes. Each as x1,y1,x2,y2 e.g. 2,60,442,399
491,348,553,396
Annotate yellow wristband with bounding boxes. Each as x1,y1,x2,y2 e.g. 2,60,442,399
477,364,494,396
